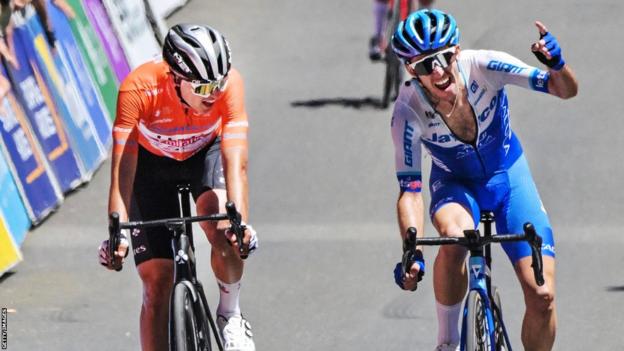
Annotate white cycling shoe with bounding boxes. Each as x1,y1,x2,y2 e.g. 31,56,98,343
434,343,459,351
217,315,256,351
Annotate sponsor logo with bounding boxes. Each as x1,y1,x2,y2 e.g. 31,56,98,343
486,60,527,74
132,229,141,237
425,110,436,119
478,95,498,122
431,179,444,192
145,88,162,97
470,80,479,93
398,176,422,191
134,245,147,254
471,264,482,279
533,69,548,90
150,118,174,125
173,52,192,74
474,86,488,106
403,121,415,167
428,122,441,127
218,283,230,294
427,132,455,143
175,250,188,263
456,145,476,159
542,243,555,254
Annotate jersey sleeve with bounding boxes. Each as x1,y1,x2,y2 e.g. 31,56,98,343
391,100,423,193
477,50,550,94
112,81,145,156
220,69,249,149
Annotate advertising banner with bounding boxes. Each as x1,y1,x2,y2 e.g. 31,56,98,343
46,0,112,148
6,37,84,193
80,0,130,82
0,214,23,276
64,0,118,120
101,0,161,68
144,0,168,44
0,150,30,246
146,0,188,19
0,68,63,223
13,6,106,179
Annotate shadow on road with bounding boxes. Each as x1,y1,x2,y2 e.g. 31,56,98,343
0,271,15,284
291,96,388,110
605,286,624,292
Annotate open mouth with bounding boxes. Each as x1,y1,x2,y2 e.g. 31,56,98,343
434,76,452,90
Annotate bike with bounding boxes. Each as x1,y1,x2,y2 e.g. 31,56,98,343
381,0,412,108
401,212,545,350
108,185,248,351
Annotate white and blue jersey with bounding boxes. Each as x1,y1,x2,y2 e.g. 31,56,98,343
391,50,555,262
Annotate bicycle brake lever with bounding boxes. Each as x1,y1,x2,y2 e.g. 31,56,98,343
225,202,246,258
524,223,544,286
108,212,123,272
402,227,423,284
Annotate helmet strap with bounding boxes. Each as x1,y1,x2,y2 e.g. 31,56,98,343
171,74,192,110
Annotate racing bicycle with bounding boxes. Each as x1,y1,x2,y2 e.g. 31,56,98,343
401,212,545,350
381,0,412,108
108,185,249,351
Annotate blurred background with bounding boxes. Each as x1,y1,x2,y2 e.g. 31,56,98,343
0,0,622,350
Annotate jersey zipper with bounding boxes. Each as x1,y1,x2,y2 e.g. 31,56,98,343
435,86,488,178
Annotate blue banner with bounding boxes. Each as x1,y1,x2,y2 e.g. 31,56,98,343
0,150,30,246
5,39,83,193
47,0,112,148
12,6,106,179
0,70,62,223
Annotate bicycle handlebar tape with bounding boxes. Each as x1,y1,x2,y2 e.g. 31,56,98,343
225,202,247,259
108,212,123,272
523,223,545,286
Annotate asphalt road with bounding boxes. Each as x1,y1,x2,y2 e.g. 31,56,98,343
1,0,624,350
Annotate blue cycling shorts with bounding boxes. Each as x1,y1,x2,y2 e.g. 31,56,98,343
429,154,555,264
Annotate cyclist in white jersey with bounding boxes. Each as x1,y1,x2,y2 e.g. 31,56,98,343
389,9,577,351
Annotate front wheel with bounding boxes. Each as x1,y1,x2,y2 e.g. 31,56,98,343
491,287,510,351
465,290,493,351
172,282,200,351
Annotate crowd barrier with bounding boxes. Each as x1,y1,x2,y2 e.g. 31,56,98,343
0,0,183,276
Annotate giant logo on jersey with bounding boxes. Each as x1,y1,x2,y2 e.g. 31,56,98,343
403,121,415,167
486,60,527,74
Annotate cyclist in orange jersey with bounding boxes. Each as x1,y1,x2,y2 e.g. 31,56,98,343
98,24,256,351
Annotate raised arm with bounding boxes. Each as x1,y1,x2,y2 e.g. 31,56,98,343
531,21,578,99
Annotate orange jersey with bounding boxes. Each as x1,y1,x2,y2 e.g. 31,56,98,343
113,59,248,161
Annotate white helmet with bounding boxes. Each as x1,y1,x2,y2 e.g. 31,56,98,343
163,24,231,82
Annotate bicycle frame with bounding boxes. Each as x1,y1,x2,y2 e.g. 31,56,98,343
459,228,511,350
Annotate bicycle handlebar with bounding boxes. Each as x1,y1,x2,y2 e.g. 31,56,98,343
406,222,545,287
107,201,247,271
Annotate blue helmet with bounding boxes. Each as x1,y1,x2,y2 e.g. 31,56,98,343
391,9,460,61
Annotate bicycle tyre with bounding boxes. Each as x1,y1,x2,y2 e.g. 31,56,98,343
465,290,493,351
382,51,401,108
381,0,403,108
172,282,200,351
194,288,213,351
491,287,510,351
